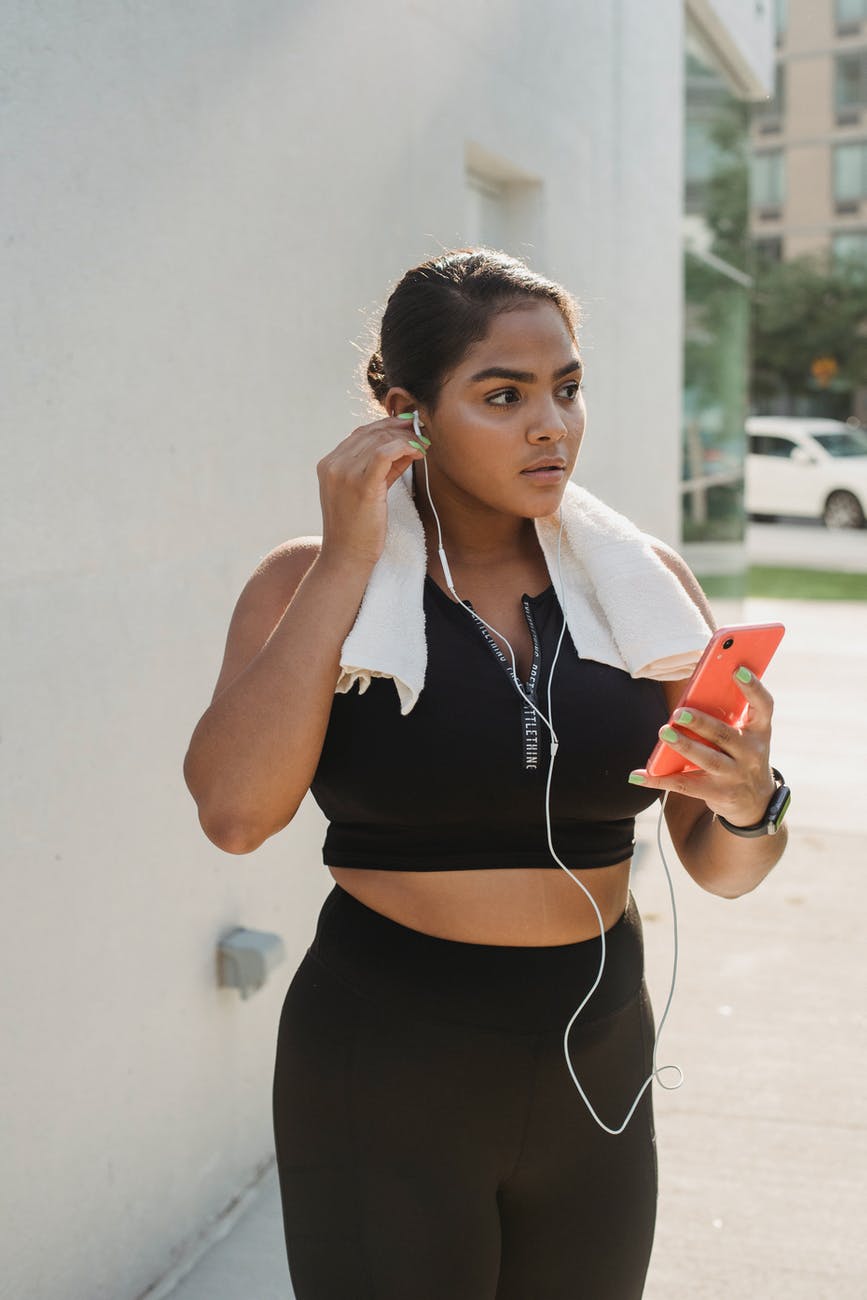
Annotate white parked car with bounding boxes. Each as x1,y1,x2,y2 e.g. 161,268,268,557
745,416,867,529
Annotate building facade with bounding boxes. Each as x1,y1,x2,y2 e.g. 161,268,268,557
750,0,867,266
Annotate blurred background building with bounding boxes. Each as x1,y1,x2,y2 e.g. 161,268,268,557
751,0,867,270
749,0,867,422
1,3,772,1297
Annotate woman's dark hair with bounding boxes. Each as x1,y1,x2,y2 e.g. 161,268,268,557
366,248,582,412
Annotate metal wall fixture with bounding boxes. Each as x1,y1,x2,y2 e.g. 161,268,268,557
216,927,286,1000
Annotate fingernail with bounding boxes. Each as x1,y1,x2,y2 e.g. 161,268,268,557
408,439,426,452
735,666,752,683
397,412,414,420
628,771,647,784
418,434,431,447
660,726,680,744
674,708,694,725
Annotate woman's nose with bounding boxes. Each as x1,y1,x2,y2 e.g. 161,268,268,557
526,401,568,442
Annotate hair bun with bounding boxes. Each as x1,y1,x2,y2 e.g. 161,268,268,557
366,349,389,403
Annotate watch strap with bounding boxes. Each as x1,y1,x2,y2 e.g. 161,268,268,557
717,767,791,838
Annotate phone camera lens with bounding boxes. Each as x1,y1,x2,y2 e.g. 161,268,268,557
723,637,734,650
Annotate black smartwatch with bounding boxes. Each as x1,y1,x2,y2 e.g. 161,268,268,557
717,768,791,838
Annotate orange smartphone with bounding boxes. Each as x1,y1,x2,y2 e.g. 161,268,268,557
645,622,785,778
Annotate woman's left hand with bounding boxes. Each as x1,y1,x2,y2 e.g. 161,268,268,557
630,667,777,827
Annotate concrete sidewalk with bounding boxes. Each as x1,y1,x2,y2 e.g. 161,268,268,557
637,599,866,1298
163,598,867,1300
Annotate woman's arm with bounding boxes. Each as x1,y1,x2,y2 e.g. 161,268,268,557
637,542,788,899
183,414,427,854
183,540,374,853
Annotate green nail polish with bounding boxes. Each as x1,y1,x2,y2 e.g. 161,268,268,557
628,772,647,784
418,434,431,447
397,412,414,420
675,709,694,725
408,439,426,452
735,666,752,683
660,726,680,744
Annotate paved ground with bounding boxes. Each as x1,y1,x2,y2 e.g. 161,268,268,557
637,598,867,1298
163,597,867,1300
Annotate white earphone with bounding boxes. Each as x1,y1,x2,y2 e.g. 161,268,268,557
411,410,683,1134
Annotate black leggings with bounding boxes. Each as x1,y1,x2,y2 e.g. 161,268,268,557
273,885,657,1299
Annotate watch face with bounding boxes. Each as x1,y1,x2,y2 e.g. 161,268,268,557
769,785,791,831
773,787,791,826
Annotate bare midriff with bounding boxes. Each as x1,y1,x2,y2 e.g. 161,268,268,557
327,859,632,946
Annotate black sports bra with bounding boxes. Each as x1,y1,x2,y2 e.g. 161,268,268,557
310,575,669,871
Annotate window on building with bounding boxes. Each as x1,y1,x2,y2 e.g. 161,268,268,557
683,19,751,555
684,28,751,244
834,141,867,200
463,145,542,258
775,0,788,41
465,172,508,249
836,52,867,109
751,151,785,206
685,117,733,197
833,229,867,265
753,236,783,265
837,0,867,25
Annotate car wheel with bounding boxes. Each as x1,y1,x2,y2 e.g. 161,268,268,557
822,491,866,530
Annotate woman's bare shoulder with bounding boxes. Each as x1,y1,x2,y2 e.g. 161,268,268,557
250,535,323,592
236,534,324,627
645,535,717,631
210,537,322,701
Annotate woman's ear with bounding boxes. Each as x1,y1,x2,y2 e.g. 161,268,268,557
384,386,420,421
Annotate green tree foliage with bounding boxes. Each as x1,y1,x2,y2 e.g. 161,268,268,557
750,250,867,409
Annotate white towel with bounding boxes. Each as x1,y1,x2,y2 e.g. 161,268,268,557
337,466,713,715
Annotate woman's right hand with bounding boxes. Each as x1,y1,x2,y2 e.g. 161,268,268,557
316,415,427,571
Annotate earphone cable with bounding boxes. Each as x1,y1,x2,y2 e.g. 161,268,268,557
414,416,683,1133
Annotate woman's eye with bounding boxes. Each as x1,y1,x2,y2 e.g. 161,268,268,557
487,388,521,406
558,381,583,400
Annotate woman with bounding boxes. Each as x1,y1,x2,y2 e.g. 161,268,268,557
184,249,788,1299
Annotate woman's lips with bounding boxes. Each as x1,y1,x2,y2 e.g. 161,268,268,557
520,466,566,482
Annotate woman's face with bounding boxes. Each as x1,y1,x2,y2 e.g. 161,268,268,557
418,300,586,519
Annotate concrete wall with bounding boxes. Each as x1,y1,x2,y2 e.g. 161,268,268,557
0,2,764,1296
